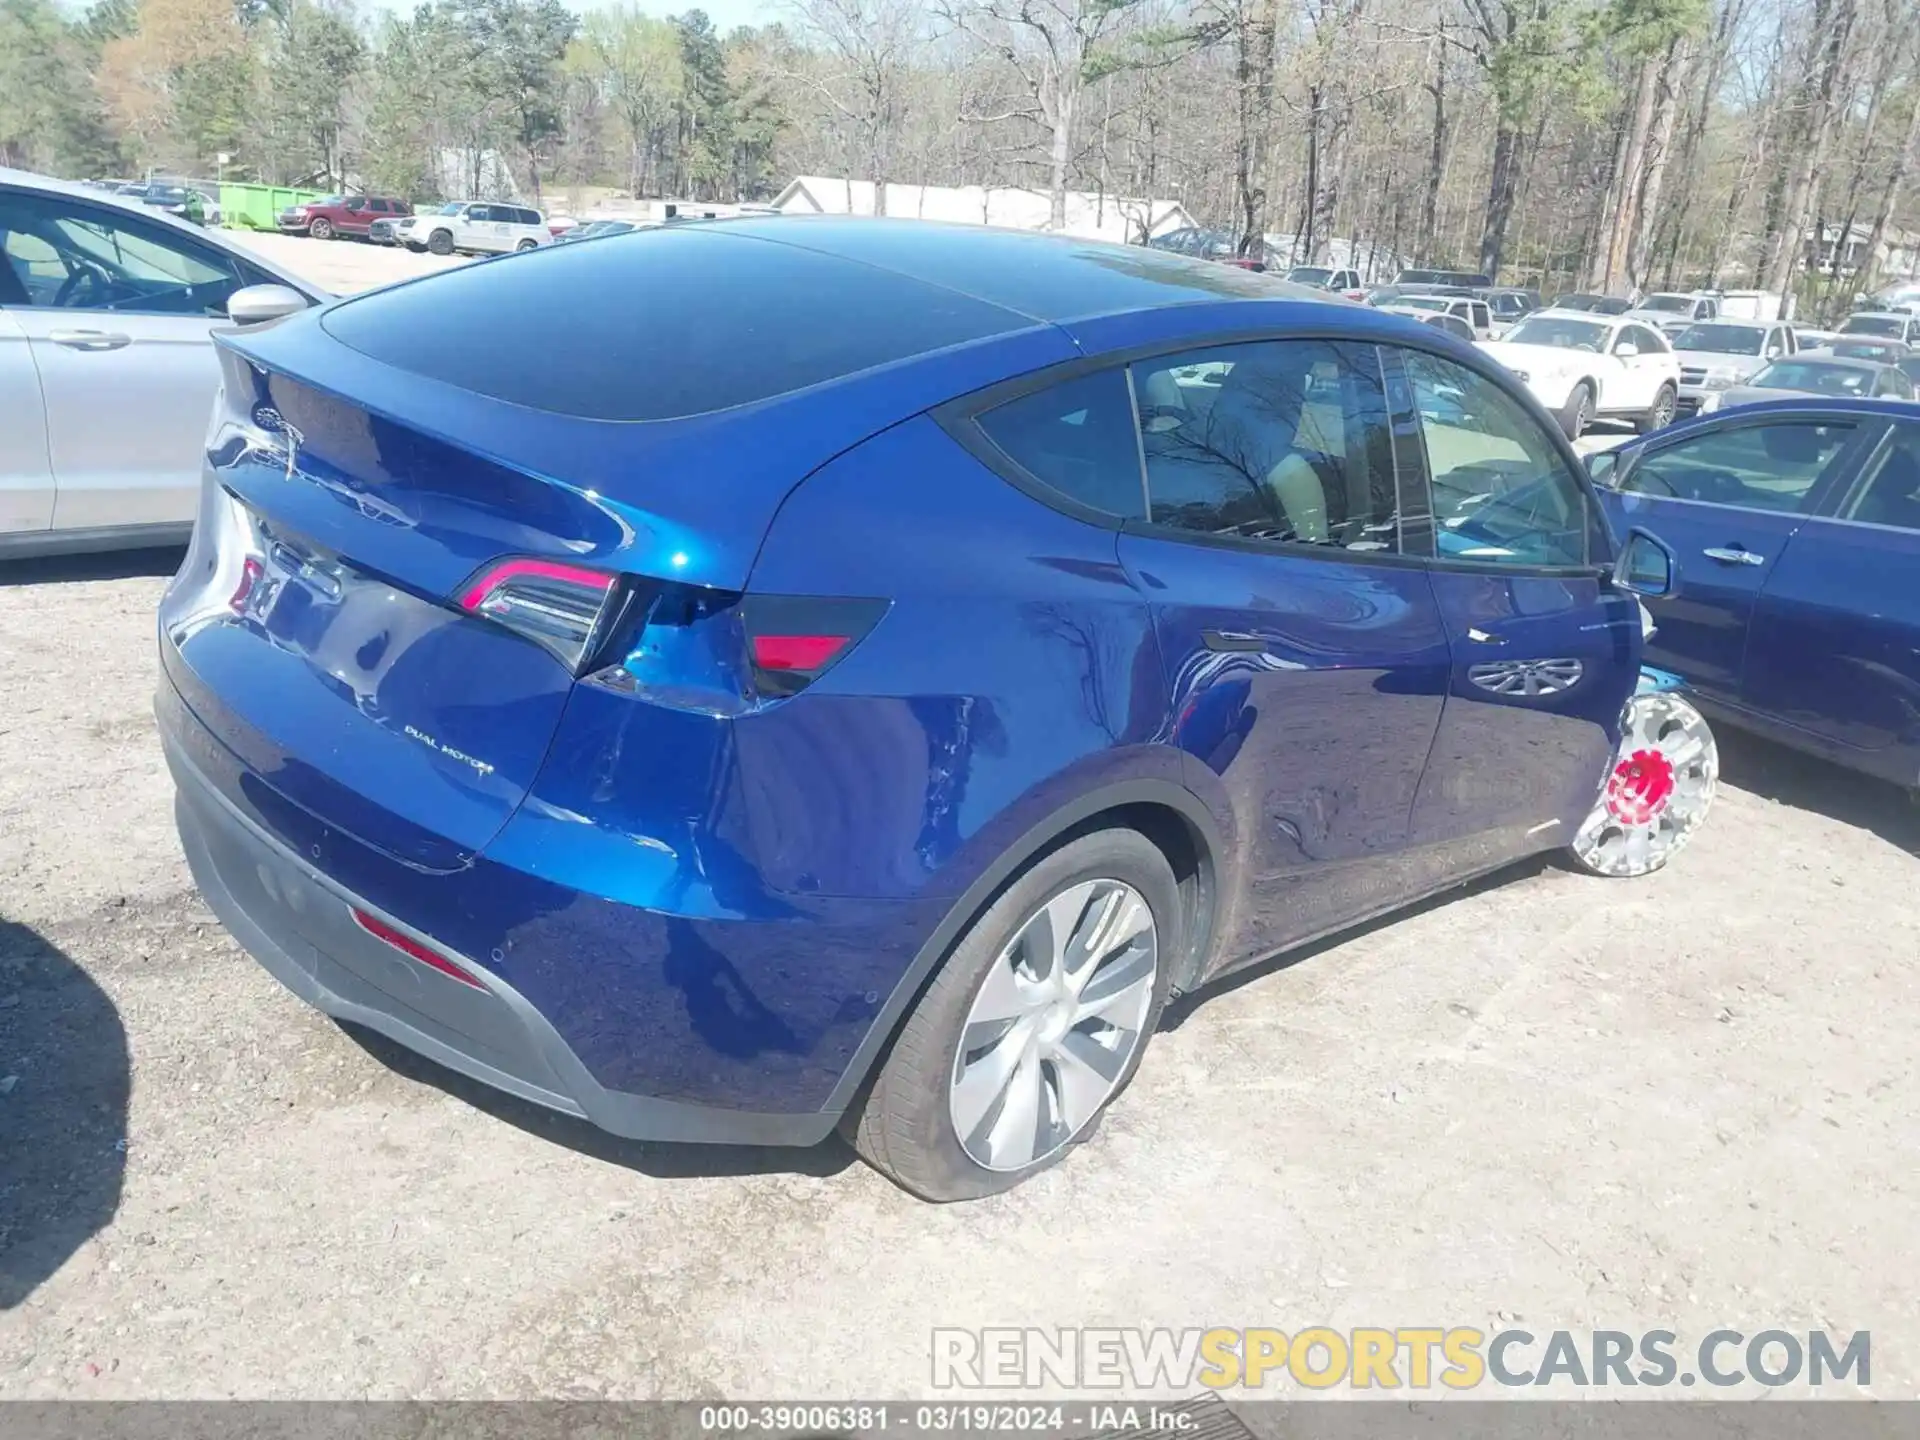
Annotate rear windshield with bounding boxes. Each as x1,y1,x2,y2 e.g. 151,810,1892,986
1841,315,1905,338
321,225,1027,420
1675,323,1766,353
1751,360,1875,395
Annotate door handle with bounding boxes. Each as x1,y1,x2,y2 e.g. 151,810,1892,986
1202,630,1270,654
1702,546,1765,566
48,329,132,351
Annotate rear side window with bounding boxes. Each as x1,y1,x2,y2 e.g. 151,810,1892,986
1130,339,1402,552
518,208,540,226
321,224,1024,420
974,368,1145,519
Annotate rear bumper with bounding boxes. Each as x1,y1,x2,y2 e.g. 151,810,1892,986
166,721,840,1149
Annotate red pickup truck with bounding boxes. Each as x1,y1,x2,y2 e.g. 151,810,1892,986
275,194,413,240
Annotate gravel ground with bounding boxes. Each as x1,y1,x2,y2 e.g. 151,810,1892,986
2,549,1916,1400
224,228,469,295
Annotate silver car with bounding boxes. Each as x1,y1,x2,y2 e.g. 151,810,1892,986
1715,354,1918,410
2,167,326,558
1670,319,1797,417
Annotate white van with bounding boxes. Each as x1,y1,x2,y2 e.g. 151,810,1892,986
395,201,551,257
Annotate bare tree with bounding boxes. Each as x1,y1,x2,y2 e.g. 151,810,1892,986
787,0,925,213
935,0,1148,226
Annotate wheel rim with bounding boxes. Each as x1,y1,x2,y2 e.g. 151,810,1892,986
1573,390,1590,432
313,220,329,238
949,879,1158,1172
1654,389,1674,426
1571,692,1718,877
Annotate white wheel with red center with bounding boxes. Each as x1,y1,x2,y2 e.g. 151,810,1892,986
1568,690,1719,877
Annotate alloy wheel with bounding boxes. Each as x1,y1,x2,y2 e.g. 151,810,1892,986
1652,388,1675,428
948,879,1158,1172
1570,691,1718,877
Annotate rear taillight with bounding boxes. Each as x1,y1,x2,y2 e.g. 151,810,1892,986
351,909,486,989
739,595,887,698
457,557,619,673
229,557,263,614
586,588,887,710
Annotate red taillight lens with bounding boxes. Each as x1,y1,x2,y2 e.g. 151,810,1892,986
229,556,264,614
739,595,887,699
351,908,486,989
457,557,619,673
751,634,851,671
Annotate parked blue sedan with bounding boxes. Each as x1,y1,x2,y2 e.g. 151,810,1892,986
1593,397,1920,791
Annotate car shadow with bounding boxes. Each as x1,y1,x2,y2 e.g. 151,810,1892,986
1715,726,1920,856
0,545,186,588
1159,856,1554,1030
0,921,130,1309
337,1022,858,1182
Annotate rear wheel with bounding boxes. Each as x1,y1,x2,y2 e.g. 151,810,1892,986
1559,382,1594,440
1567,690,1719,877
847,829,1178,1201
1637,382,1677,433
427,229,454,256
516,238,538,252
308,216,333,240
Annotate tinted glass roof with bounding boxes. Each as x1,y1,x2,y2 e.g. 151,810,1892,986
709,216,1318,319
320,217,1325,422
321,221,1032,421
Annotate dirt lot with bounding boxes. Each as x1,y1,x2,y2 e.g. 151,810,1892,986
1,544,1917,1400
225,228,468,295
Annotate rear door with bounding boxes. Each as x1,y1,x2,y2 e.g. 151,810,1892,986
1741,417,1920,773
484,205,512,251
1608,323,1664,411
1114,337,1453,968
0,186,285,533
1601,410,1871,704
1392,346,1642,869
0,303,54,535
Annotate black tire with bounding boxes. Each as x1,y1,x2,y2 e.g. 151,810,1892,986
1559,381,1594,440
426,229,454,256
404,241,426,253
516,238,538,252
308,217,333,240
846,828,1180,1202
1636,382,1677,434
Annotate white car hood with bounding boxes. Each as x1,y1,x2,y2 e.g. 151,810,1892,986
1675,350,1767,379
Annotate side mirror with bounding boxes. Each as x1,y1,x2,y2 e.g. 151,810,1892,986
1616,342,1641,357
1584,449,1620,487
1613,526,1675,598
226,284,308,326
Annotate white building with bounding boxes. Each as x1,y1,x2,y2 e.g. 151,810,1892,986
770,176,1194,245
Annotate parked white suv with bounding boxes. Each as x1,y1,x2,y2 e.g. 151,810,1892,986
1477,309,1683,438
395,201,550,257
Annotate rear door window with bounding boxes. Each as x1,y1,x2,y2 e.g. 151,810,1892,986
1129,338,1403,552
972,368,1145,520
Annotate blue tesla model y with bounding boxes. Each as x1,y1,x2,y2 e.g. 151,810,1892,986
159,219,1711,1199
